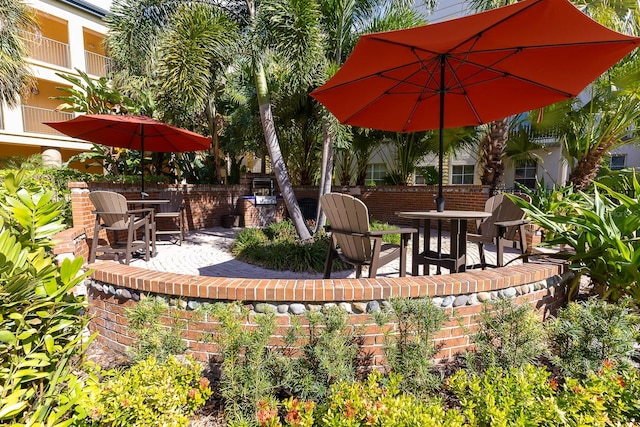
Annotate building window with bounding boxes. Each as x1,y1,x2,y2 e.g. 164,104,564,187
610,154,626,170
514,160,537,189
366,163,386,185
451,165,474,185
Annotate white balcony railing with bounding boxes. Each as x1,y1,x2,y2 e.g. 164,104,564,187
22,106,74,135
23,31,70,68
85,51,113,77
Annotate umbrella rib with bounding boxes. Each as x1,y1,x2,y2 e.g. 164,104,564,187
402,49,442,132
342,64,430,124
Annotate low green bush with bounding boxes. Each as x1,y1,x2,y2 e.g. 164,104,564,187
449,364,562,426
319,371,466,427
86,356,211,427
557,360,640,426
233,219,401,272
205,302,279,425
232,221,340,273
547,298,639,378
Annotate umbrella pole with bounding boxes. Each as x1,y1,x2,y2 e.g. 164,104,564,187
437,56,445,212
141,126,147,199
436,56,446,273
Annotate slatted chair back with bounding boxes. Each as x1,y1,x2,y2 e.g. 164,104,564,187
158,190,184,214
89,191,130,229
477,193,529,241
320,193,372,263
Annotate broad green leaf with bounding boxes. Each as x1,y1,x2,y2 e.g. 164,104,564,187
0,331,17,345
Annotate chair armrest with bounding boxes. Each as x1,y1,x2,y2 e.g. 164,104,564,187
494,219,530,228
93,210,128,215
126,208,153,215
367,227,417,236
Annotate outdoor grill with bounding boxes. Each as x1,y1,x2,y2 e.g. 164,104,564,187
251,178,277,205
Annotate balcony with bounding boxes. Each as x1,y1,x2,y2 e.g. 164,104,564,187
22,106,73,135
23,31,70,69
85,51,113,77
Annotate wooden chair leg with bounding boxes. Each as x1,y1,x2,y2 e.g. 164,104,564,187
399,233,409,277
518,224,529,263
89,216,101,263
324,246,338,278
477,242,486,269
179,210,184,246
369,237,383,278
125,221,135,265
143,219,150,262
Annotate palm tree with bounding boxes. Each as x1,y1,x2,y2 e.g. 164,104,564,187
0,0,37,107
563,83,640,190
154,3,238,183
312,0,427,229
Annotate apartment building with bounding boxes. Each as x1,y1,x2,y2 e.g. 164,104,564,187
1,0,109,170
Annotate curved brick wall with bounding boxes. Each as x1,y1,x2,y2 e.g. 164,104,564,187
87,259,570,366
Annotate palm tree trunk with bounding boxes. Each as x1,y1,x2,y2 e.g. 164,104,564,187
255,64,311,240
567,136,616,190
205,100,222,183
315,120,333,232
479,117,509,195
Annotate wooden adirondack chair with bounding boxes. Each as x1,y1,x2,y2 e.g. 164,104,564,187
467,193,531,268
88,191,152,265
320,193,416,278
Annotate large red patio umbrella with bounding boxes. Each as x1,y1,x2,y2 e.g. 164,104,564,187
46,114,211,196
311,0,640,211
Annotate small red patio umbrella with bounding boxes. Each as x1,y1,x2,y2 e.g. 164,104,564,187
311,0,640,211
46,114,211,196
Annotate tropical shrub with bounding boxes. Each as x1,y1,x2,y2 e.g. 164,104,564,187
86,356,211,427
465,299,547,373
0,170,93,426
509,180,640,302
373,297,447,397
546,298,639,378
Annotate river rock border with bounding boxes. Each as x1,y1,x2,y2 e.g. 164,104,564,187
87,273,564,315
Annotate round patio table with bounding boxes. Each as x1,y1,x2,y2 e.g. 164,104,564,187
396,210,491,275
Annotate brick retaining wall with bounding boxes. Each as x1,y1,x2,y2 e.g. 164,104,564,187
87,260,569,366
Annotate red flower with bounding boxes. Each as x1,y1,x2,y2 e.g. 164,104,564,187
602,360,614,369
188,388,198,399
572,385,583,394
616,376,626,388
548,378,559,391
199,377,210,389
286,409,301,425
257,408,278,426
